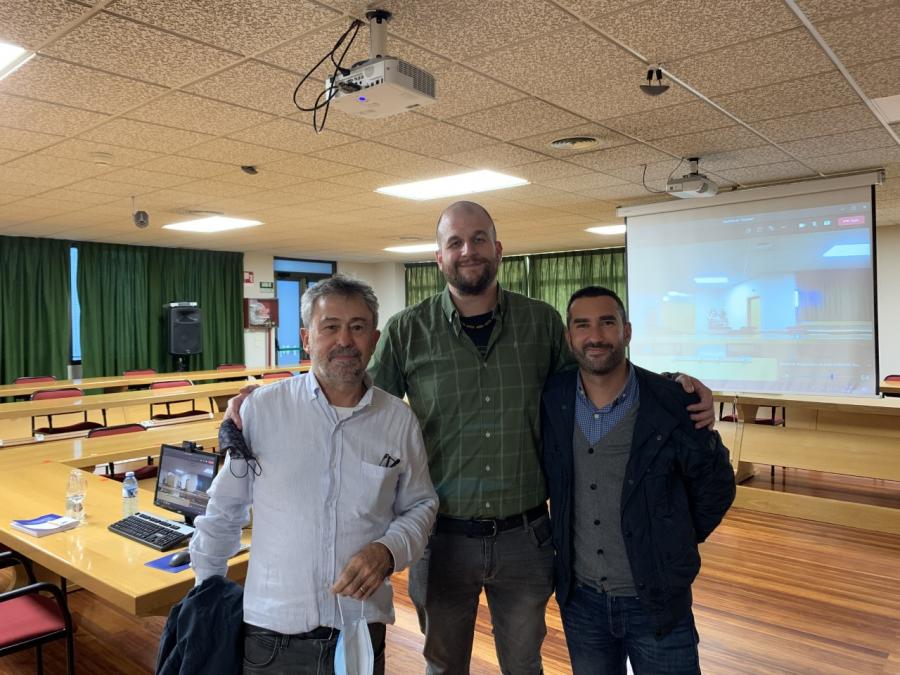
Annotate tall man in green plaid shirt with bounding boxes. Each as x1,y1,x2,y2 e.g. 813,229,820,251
369,201,713,674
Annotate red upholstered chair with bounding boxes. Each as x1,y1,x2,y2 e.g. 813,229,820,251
13,376,56,384
216,364,245,371
885,374,900,381
122,369,156,376
0,551,75,675
261,372,292,380
87,423,146,438
149,380,208,420
718,402,785,426
30,388,106,436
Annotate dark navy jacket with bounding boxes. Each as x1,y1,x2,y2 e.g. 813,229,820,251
156,575,243,675
540,365,735,635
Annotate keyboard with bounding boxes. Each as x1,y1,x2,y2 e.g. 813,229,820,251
108,512,195,551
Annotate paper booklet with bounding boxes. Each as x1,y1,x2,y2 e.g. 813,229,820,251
11,513,79,537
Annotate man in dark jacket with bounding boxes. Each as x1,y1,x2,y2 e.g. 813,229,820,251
541,286,735,675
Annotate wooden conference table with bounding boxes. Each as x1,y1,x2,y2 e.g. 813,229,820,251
0,364,309,398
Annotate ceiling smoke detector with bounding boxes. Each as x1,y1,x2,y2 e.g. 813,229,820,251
90,151,114,166
549,136,601,150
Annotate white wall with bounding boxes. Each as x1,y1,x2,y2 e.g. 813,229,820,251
876,224,900,376
241,252,276,367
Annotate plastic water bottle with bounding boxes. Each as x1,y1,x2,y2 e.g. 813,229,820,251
122,472,139,517
65,469,87,523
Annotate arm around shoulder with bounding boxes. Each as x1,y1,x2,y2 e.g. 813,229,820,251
677,424,736,543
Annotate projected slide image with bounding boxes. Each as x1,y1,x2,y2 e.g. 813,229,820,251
628,193,876,395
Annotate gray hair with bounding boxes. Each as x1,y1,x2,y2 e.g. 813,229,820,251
301,274,379,327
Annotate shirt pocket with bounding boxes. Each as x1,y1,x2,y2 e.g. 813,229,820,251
354,460,402,519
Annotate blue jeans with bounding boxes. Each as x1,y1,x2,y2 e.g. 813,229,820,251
560,585,700,675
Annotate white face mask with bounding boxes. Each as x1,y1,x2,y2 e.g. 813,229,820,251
334,598,374,675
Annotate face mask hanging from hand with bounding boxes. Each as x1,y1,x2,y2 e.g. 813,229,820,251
334,597,374,675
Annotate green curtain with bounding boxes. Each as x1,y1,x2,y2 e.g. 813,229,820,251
529,248,627,319
77,242,244,377
0,236,71,383
404,249,627,319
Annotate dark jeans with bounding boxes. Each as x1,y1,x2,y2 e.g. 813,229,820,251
560,585,700,675
408,513,555,675
242,622,386,675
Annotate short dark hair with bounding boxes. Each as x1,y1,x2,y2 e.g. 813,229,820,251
566,286,627,325
435,201,497,244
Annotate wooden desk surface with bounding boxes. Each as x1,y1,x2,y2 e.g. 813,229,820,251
734,392,900,416
0,463,249,616
0,363,309,398
0,420,222,470
0,378,283,421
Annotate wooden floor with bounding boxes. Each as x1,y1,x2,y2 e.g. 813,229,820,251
2,506,899,675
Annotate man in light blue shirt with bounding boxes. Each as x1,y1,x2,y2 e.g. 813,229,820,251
190,275,438,675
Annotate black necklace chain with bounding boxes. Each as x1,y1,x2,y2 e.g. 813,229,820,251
460,314,496,330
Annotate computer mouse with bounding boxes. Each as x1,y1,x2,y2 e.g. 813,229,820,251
168,551,191,567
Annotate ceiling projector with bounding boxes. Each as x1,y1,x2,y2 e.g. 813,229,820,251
326,10,436,119
666,157,718,198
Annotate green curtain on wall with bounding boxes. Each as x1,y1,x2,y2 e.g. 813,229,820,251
404,248,626,319
77,242,244,377
529,248,627,318
0,236,71,384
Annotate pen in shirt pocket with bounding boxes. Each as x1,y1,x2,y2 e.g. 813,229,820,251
378,453,401,468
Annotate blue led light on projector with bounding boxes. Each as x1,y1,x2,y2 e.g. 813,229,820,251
358,96,366,101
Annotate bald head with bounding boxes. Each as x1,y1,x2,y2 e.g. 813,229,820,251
436,201,497,246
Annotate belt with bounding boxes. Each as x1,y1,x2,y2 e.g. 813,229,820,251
435,504,547,538
297,626,338,640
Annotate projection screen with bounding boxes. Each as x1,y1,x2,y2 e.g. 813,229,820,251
622,175,880,396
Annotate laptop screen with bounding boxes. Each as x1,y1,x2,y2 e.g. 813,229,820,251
154,444,221,524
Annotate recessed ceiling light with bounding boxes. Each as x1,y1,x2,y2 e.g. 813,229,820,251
0,41,34,81
376,170,528,200
384,242,439,253
586,224,627,235
163,216,262,233
549,136,601,150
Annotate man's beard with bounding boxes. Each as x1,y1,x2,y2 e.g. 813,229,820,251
443,256,498,295
316,346,364,384
575,341,626,376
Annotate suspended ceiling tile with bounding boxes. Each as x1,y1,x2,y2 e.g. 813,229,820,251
816,5,900,66
326,170,406,191
100,167,196,189
579,182,659,201
748,104,881,143
806,146,900,173
229,118,355,153
0,126,64,153
0,93,109,135
136,188,210,209
541,70,694,124
0,147,23,163
175,179,266,199
847,57,900,100
716,161,818,185
310,140,430,171
213,170,308,190
0,0,87,50
44,12,239,86
598,0,799,63
107,0,340,55
507,160,593,183
125,93,274,136
0,180,47,197
383,0,575,61
185,61,302,116
261,25,449,77
0,165,78,189
65,177,160,197
378,122,494,157
417,65,524,121
264,154,360,178
466,23,640,96
451,98,586,143
79,118,214,153
781,128,898,159
795,0,897,23
387,156,467,180
4,153,113,179
513,124,632,156
653,125,766,157
541,172,629,193
667,29,836,97
602,101,736,141
38,187,120,205
177,138,298,166
215,190,316,208
701,145,795,172
137,155,234,179
716,71,859,122
39,138,162,167
569,143,673,172
441,143,547,170
553,0,648,17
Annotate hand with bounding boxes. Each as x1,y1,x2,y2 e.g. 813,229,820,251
332,543,393,601
224,385,258,430
676,374,715,430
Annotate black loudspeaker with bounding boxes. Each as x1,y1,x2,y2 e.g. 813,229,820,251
168,305,203,355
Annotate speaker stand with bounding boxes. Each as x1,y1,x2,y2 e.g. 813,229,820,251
174,355,188,372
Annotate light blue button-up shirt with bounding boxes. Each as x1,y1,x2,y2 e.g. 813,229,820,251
190,372,438,634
